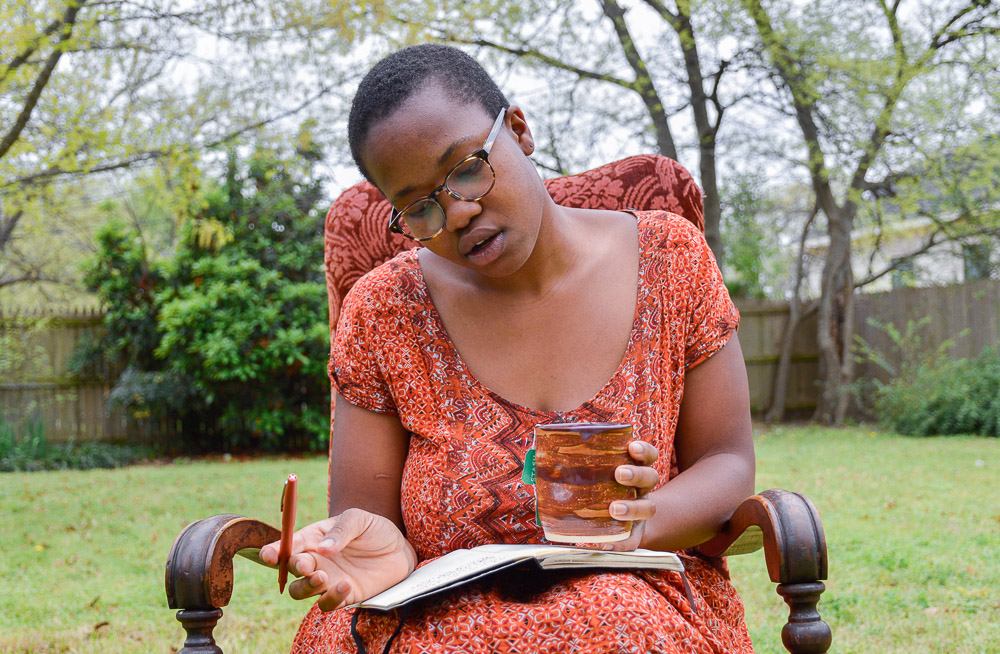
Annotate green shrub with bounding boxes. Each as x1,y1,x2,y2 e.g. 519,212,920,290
79,145,330,453
856,319,1000,436
0,416,149,472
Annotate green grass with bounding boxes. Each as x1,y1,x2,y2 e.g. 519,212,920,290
0,456,331,653
1,426,998,653
731,425,1000,653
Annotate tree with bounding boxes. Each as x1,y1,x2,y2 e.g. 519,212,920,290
0,0,356,299
739,0,1000,423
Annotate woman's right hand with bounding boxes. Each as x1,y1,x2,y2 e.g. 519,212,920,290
259,508,417,611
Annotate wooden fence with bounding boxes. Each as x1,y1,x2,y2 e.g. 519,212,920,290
0,308,135,443
2,279,998,443
854,279,1000,380
735,299,820,414
737,279,1000,416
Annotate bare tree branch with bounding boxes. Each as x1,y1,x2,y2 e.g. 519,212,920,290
0,0,89,160
3,82,336,189
442,34,634,89
740,0,839,218
600,0,678,160
0,209,24,252
0,8,71,85
847,0,909,196
765,201,818,421
0,273,63,291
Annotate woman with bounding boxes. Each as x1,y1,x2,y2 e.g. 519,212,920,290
261,44,756,653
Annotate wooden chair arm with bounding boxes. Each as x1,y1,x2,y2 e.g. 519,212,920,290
695,489,831,654
695,489,828,583
165,514,280,653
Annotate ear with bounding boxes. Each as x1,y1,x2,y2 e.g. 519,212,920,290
506,105,534,156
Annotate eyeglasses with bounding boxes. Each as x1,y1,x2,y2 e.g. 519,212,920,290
388,108,507,242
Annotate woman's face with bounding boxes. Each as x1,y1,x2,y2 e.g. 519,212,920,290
361,84,545,279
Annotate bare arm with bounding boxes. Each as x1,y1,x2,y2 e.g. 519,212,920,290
328,393,411,529
636,334,756,552
260,393,415,610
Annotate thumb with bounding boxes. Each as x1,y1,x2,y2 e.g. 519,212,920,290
317,508,372,555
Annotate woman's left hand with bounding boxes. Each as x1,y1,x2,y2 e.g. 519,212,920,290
604,440,659,551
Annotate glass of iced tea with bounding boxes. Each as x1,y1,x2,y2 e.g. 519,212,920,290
533,421,635,543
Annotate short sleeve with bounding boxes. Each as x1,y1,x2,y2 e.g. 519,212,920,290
680,224,740,370
329,274,399,415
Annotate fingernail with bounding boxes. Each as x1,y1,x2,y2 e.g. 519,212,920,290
602,544,614,551
319,539,335,550
336,580,350,594
309,574,323,587
618,468,634,481
611,502,627,518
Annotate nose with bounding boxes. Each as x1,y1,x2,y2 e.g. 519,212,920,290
439,195,481,233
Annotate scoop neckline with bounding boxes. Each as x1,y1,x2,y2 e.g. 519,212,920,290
408,211,647,418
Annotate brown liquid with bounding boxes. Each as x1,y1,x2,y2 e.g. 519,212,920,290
534,423,635,542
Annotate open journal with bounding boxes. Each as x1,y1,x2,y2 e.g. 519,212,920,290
350,543,684,611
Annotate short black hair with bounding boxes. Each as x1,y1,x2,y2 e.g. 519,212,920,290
348,44,509,184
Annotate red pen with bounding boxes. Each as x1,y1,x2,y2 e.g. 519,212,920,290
277,473,298,594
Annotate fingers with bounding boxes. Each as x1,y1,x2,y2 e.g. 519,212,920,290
609,497,656,522
260,532,308,566
260,519,335,565
261,511,370,564
316,508,372,557
615,464,659,490
288,568,329,600
628,440,658,465
617,441,660,497
260,542,280,567
601,521,646,552
317,580,354,612
284,552,352,609
289,551,318,577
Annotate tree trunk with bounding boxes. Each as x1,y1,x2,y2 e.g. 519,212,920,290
766,207,817,422
600,0,679,163
641,0,723,262
812,205,855,425
676,0,722,263
699,141,723,266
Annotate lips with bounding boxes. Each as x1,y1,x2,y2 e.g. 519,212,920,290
458,226,501,257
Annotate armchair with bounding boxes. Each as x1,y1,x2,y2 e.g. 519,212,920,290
166,155,831,654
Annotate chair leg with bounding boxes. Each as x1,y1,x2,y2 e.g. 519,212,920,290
175,608,224,653
166,515,280,654
777,581,831,654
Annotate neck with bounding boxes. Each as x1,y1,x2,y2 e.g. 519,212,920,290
474,202,589,299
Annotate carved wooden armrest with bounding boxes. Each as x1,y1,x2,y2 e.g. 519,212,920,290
165,514,280,654
695,489,832,654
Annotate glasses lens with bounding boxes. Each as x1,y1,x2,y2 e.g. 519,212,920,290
399,199,445,240
446,156,494,200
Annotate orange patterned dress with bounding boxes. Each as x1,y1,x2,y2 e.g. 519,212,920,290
291,211,752,653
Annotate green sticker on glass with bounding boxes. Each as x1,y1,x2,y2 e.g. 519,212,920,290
521,448,536,485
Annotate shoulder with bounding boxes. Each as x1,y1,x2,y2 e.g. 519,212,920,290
339,249,422,323
634,210,709,259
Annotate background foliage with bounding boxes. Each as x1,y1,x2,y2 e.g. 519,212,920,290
3,1,999,441
78,145,330,452
856,319,1000,437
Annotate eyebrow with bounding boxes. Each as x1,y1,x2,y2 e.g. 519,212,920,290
391,135,478,204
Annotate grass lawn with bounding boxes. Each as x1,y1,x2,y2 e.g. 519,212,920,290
1,425,998,653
